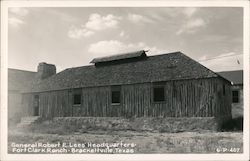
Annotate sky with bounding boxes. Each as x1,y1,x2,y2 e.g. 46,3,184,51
8,7,243,72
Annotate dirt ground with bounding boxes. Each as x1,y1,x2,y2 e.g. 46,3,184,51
8,127,243,154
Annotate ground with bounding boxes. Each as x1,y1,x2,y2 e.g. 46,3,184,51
8,127,243,154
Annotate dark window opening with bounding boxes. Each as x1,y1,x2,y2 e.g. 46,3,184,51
34,95,39,116
111,86,121,104
232,90,239,103
73,89,82,105
153,86,165,102
223,85,226,95
34,95,39,107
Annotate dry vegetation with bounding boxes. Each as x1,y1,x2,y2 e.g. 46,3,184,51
8,122,243,154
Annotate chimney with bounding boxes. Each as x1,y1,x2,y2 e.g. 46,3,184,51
37,62,56,80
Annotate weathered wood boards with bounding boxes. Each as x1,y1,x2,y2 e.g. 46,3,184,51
22,77,231,119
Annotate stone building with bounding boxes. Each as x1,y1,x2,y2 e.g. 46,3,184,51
218,70,243,118
8,62,56,125
8,68,37,125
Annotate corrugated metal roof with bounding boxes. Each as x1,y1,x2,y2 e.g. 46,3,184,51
28,51,220,93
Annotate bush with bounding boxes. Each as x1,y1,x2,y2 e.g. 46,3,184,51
221,117,243,131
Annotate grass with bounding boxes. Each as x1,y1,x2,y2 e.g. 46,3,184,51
8,126,243,154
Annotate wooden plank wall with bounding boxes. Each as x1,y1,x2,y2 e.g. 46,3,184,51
39,90,70,118
21,77,232,118
21,93,34,117
216,78,232,118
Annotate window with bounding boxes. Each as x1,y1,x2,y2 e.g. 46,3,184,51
153,85,165,102
34,95,39,107
223,85,226,95
111,86,121,104
34,95,39,116
73,88,82,105
232,90,239,103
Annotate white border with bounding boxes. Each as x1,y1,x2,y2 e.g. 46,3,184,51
1,1,249,161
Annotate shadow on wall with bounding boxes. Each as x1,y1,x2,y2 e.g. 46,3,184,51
221,117,243,131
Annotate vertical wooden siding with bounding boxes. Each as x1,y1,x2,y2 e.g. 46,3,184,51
21,93,34,116
22,77,232,118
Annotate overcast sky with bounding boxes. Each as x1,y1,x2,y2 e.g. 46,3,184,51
8,7,243,72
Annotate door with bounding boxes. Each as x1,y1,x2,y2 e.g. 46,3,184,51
34,95,39,116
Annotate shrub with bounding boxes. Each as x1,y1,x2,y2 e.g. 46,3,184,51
221,117,243,131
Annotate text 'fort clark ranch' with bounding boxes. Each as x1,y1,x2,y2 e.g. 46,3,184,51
10,142,136,154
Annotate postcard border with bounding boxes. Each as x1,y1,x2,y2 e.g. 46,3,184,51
1,1,249,161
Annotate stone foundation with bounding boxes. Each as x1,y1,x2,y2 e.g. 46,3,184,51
52,117,223,132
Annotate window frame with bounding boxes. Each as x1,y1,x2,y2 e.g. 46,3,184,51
73,88,82,106
232,90,239,103
152,83,166,103
111,85,121,105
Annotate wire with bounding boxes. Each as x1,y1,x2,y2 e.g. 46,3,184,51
198,53,243,62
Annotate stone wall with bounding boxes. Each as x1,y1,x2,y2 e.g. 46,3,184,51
8,91,23,126
52,117,223,132
232,85,243,118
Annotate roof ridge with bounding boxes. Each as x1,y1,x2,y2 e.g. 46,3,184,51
146,51,182,58
67,51,182,70
60,52,182,71
90,50,146,64
93,50,145,59
29,51,222,92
